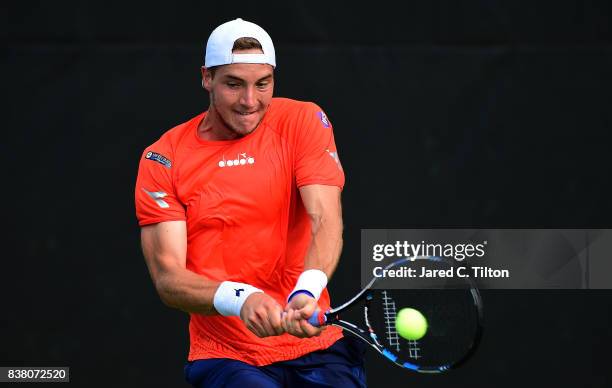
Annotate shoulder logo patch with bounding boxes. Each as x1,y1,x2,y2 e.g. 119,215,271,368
145,151,172,168
317,111,330,128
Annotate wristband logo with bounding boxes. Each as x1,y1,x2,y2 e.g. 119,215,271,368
235,288,244,297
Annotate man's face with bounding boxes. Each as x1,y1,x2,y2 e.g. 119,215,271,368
202,49,274,138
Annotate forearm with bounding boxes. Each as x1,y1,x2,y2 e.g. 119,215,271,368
141,221,266,320
141,222,220,315
303,205,343,279
154,266,220,315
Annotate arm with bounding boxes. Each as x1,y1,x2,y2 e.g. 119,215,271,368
141,220,284,336
140,220,219,315
283,184,343,337
300,184,343,278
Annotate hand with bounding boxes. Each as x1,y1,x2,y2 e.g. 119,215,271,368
240,293,285,338
282,293,325,338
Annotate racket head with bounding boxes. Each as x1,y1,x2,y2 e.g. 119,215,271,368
325,256,483,373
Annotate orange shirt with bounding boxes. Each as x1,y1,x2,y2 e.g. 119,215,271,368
135,98,345,365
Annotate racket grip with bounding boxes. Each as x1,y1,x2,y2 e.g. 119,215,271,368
280,310,328,327
308,310,327,327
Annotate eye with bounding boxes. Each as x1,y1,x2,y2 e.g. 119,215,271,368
256,81,270,90
226,82,241,89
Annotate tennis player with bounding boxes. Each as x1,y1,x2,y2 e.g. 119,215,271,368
135,18,366,387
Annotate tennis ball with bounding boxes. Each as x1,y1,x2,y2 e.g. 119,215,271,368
395,308,428,340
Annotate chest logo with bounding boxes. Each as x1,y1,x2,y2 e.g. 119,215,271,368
218,152,255,168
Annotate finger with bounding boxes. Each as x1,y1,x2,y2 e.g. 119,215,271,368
257,310,276,337
280,311,289,333
298,318,323,337
269,305,285,336
246,320,266,338
299,300,316,318
291,311,311,338
286,309,297,334
293,308,305,321
287,309,306,337
295,306,313,321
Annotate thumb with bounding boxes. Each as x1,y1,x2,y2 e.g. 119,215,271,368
296,303,317,320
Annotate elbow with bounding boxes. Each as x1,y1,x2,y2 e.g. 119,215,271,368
307,212,343,236
154,273,177,308
308,212,323,235
158,293,174,308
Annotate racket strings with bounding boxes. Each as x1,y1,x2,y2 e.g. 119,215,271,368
369,288,480,368
381,290,402,353
334,257,483,373
407,339,421,360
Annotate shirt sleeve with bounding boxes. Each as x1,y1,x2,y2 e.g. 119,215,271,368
294,103,345,189
134,145,186,226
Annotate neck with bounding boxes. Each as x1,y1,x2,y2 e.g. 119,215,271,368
197,105,240,141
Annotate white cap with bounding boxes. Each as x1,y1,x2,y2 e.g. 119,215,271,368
205,18,276,68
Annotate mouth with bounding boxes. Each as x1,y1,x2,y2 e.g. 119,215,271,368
235,110,257,116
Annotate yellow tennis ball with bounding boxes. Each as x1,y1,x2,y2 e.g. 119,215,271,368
395,308,428,340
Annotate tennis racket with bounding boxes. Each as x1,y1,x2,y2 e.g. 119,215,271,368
308,256,483,373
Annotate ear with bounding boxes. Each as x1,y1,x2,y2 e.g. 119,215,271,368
201,66,213,91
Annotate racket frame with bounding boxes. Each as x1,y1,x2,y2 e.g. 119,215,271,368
318,256,484,373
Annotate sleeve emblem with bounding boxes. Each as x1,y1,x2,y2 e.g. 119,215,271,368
145,151,172,168
317,111,330,128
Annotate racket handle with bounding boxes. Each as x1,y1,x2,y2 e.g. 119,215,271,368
280,310,328,327
307,310,327,327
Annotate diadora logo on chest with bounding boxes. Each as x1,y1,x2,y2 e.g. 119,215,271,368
218,152,255,168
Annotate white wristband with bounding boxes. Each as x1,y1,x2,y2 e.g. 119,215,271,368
288,269,328,302
213,281,263,317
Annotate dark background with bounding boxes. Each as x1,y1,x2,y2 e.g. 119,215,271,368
2,1,612,386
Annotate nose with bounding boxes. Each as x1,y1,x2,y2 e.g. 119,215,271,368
240,86,257,108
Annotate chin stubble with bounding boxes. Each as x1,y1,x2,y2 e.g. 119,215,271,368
210,91,260,137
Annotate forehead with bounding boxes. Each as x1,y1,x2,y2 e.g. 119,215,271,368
214,63,274,81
